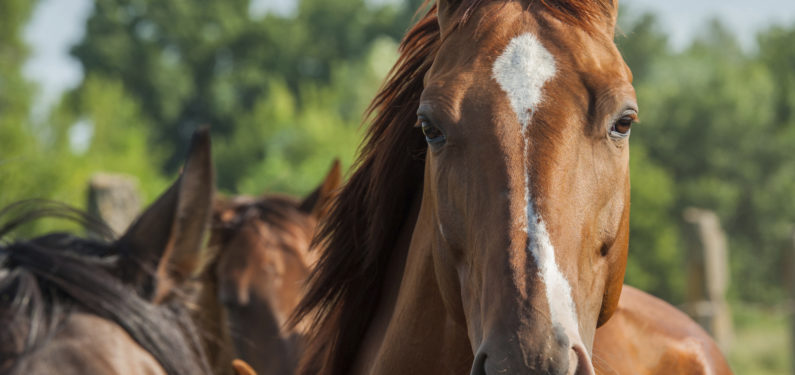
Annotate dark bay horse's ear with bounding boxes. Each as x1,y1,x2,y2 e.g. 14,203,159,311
116,128,215,303
299,159,342,220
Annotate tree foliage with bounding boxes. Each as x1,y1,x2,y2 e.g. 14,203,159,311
1,0,166,236
0,0,56,209
71,0,413,174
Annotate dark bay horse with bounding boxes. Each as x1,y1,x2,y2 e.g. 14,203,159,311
0,129,217,374
293,1,636,374
193,161,341,375
593,285,732,374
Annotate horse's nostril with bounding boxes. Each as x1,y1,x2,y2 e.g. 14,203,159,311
553,324,570,348
469,351,487,375
570,344,596,375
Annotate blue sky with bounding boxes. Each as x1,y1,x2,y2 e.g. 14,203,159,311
23,0,795,116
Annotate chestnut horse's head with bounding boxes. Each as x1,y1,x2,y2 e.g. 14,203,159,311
295,2,635,374
422,0,634,373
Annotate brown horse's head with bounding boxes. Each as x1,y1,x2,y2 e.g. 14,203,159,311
421,1,634,373
208,161,341,375
294,2,634,374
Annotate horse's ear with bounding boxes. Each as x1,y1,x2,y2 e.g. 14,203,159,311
299,159,342,220
116,128,215,303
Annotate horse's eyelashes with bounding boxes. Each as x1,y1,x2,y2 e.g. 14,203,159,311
615,116,633,133
610,115,634,139
420,118,447,146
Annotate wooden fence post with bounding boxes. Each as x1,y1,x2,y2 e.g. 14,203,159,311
683,207,733,353
87,173,141,237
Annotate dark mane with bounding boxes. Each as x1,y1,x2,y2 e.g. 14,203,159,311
292,1,615,373
0,201,211,375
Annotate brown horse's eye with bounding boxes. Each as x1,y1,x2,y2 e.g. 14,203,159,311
610,115,634,138
420,118,446,146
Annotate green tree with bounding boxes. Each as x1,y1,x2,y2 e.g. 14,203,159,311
71,0,414,177
216,37,398,195
0,0,60,211
71,0,252,170
47,75,169,203
620,19,795,303
616,10,670,83
615,10,686,301
0,0,168,233
625,144,684,301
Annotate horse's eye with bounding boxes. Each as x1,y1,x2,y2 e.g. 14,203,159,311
420,118,446,146
610,115,634,138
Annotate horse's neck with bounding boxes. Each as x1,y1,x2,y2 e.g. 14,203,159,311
350,197,472,375
348,199,415,375
227,299,298,375
196,267,299,375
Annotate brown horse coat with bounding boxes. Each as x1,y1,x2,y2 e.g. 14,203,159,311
593,286,732,375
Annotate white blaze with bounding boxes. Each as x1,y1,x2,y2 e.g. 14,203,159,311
492,33,557,132
492,33,582,344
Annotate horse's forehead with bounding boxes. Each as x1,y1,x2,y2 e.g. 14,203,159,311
217,218,311,274
439,3,624,85
491,31,557,129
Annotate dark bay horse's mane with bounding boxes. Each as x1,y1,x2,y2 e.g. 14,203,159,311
0,201,211,375
292,1,613,373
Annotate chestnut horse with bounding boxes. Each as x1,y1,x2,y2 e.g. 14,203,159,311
189,161,340,375
593,286,732,374
293,1,636,374
196,164,730,374
1,130,219,375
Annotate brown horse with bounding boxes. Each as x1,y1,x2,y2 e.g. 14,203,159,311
592,285,732,375
293,1,636,374
194,161,341,375
0,129,218,374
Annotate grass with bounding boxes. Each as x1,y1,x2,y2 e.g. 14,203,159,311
728,303,791,375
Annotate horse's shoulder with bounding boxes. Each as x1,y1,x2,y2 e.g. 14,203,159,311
651,335,731,375
617,286,733,375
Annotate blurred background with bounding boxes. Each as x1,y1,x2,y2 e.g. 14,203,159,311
1,0,795,373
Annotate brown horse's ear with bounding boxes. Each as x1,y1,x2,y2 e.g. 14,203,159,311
231,359,257,375
299,159,342,220
116,128,215,303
